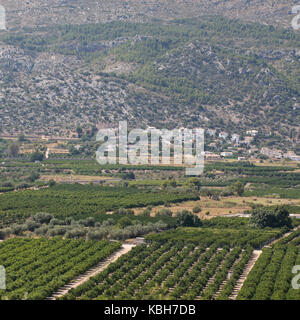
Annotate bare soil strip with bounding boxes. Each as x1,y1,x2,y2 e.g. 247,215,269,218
230,225,300,299
229,249,262,300
46,244,135,300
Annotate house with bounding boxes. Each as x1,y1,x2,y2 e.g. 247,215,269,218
205,152,221,160
248,147,258,154
261,147,283,159
284,151,300,161
221,152,233,157
219,132,228,140
243,136,254,145
231,134,240,144
246,130,258,137
207,129,216,137
74,145,81,151
290,155,300,161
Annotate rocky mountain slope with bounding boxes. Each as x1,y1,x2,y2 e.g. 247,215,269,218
1,0,298,30
0,2,299,149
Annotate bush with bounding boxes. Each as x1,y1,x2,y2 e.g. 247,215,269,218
156,209,173,217
101,219,116,227
230,181,245,196
11,224,27,235
65,228,87,239
192,206,202,214
0,228,10,240
249,206,292,229
220,189,234,197
30,151,44,162
175,210,202,227
35,226,49,236
118,217,133,229
49,218,64,226
49,180,56,187
26,220,41,232
142,208,151,217
78,217,95,227
27,172,40,182
47,226,67,236
87,229,108,240
32,213,54,224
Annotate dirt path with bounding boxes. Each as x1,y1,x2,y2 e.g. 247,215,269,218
229,250,262,300
267,225,300,247
230,225,300,299
46,244,135,300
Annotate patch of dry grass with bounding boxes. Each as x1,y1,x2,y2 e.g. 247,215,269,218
134,196,300,219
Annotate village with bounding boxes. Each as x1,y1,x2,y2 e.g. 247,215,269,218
1,126,299,165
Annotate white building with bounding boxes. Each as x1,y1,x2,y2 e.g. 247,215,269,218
221,151,233,157
207,129,216,137
231,134,240,144
261,147,283,159
284,151,300,161
246,130,258,137
219,132,228,140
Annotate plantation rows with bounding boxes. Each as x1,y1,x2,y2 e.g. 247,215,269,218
275,228,300,246
0,184,198,219
237,244,300,300
62,242,253,300
0,238,120,300
146,227,284,249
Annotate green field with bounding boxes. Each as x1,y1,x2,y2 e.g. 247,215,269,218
0,184,198,221
0,238,120,300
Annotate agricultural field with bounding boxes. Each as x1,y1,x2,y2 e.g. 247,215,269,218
237,245,300,300
0,0,299,305
60,217,299,301
0,157,300,302
0,238,121,300
0,183,198,221
146,227,285,249
62,241,253,300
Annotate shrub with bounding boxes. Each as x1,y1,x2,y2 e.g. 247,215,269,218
32,212,54,224
249,206,292,229
156,209,173,217
118,217,133,229
26,220,41,232
175,210,202,227
0,228,10,240
192,206,202,214
47,226,67,236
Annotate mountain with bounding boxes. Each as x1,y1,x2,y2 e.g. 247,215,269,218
1,0,297,30
0,2,299,149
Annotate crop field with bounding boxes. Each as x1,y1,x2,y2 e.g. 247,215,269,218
62,242,253,300
146,227,285,249
0,184,198,220
0,238,120,300
237,244,300,300
0,157,299,301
